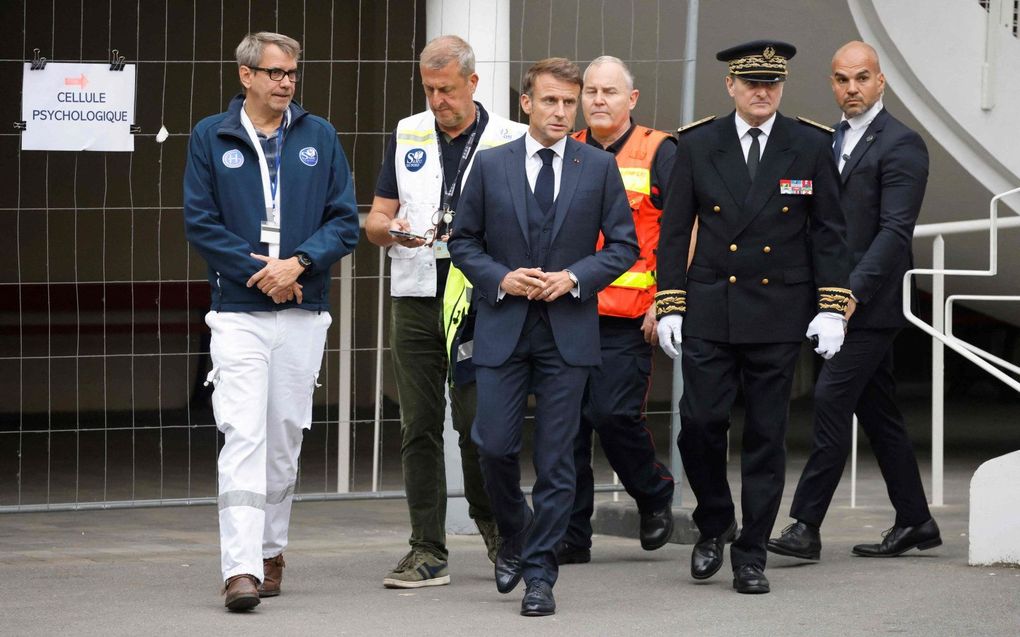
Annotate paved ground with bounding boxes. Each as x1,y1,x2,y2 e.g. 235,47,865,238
3,454,1019,636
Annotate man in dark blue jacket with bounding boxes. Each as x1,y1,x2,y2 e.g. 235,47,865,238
183,31,359,611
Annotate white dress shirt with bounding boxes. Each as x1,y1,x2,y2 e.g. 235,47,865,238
734,112,776,162
524,132,566,199
836,98,884,172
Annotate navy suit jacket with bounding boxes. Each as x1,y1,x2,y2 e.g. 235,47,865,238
449,135,638,367
838,108,928,329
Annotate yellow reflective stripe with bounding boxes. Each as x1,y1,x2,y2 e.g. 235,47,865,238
396,129,435,143
610,270,656,289
619,167,651,195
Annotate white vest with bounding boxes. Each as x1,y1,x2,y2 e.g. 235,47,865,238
389,108,527,297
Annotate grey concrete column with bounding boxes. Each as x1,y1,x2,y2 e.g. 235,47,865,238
426,0,511,533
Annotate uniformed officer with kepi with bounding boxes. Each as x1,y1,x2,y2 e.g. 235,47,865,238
655,40,852,594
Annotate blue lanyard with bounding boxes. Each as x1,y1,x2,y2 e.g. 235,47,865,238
269,121,285,208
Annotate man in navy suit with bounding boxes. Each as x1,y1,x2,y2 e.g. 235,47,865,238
769,41,940,561
449,57,637,616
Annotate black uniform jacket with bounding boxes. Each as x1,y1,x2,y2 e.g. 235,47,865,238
657,111,850,344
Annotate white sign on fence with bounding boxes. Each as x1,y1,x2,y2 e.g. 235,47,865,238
21,62,137,152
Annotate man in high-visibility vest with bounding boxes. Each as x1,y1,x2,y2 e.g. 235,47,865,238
558,56,677,564
365,35,527,589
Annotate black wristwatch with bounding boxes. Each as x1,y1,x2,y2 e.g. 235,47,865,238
295,252,313,271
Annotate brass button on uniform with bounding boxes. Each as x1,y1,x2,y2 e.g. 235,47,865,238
763,246,771,253
761,278,769,285
728,275,737,284
781,206,789,213
713,205,721,213
729,244,738,252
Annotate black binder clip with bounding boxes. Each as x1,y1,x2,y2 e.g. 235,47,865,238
109,49,127,71
13,121,27,130
130,125,142,134
30,48,47,70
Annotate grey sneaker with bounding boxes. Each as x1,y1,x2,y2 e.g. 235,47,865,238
476,519,502,565
382,550,450,588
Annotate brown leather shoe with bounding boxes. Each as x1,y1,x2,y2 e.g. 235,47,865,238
223,574,260,611
259,554,286,597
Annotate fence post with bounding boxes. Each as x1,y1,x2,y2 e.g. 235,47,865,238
337,254,354,493
932,235,945,507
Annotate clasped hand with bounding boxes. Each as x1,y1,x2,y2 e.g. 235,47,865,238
500,268,574,302
246,253,304,304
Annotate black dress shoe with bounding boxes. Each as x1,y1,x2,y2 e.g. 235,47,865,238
495,511,534,594
732,564,770,594
852,518,942,557
639,504,674,551
555,541,591,565
691,519,737,580
767,521,821,561
520,580,556,617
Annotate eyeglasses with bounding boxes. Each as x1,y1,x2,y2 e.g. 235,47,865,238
247,65,301,82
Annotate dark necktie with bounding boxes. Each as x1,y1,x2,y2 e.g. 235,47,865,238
832,120,851,166
535,147,556,214
746,128,762,181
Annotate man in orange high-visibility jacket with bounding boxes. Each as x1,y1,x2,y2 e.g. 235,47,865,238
557,56,677,565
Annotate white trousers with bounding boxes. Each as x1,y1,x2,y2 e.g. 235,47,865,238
205,309,331,582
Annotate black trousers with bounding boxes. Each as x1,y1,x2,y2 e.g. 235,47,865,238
472,310,590,587
565,318,674,549
790,328,931,528
679,336,801,570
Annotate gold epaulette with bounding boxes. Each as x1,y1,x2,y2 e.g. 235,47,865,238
818,287,853,314
797,116,835,134
655,289,687,319
676,115,716,136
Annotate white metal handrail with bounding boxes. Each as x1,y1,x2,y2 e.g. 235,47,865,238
849,186,1020,509
946,295,1020,385
904,187,1020,379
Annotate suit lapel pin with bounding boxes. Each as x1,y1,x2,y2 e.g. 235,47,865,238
572,158,580,164
865,135,875,142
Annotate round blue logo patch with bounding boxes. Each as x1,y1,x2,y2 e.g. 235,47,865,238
404,148,426,172
299,146,318,166
222,149,244,168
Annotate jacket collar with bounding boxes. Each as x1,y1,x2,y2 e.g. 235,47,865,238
506,135,583,247
838,107,888,182
217,93,307,149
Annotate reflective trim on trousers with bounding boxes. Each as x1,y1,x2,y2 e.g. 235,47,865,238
218,490,267,510
266,483,296,506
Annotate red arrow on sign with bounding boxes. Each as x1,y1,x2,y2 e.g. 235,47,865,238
64,73,89,89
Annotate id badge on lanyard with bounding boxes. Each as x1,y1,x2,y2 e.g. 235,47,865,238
240,106,286,256
434,109,481,260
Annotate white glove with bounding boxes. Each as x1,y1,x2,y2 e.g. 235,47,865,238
806,312,846,360
657,314,684,359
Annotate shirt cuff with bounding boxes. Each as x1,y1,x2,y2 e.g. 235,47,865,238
565,269,580,298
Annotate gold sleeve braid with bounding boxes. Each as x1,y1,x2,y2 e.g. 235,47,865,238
818,287,853,314
655,289,687,319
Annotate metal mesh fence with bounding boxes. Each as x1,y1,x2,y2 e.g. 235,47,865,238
1,0,685,513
